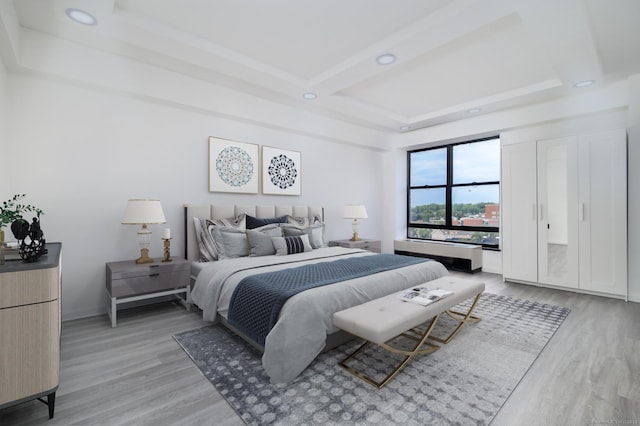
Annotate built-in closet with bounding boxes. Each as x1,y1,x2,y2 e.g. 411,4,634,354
501,129,627,298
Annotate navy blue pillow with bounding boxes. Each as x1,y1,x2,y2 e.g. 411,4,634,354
246,214,288,229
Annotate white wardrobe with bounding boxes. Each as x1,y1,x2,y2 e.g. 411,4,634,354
502,129,627,298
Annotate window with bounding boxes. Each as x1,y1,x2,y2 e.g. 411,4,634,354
407,137,500,248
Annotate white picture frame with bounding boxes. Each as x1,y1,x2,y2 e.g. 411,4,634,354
209,137,259,194
262,146,301,196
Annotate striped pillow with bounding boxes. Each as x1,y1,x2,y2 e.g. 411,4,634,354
271,234,312,256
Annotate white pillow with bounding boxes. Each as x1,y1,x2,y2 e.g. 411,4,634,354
246,224,283,257
214,227,249,259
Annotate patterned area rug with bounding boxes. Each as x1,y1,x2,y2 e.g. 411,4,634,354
173,293,569,425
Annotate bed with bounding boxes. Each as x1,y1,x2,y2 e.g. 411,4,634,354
184,204,448,383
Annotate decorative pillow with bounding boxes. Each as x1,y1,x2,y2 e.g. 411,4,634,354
281,223,326,249
214,226,250,259
246,214,288,230
271,234,312,256
287,214,323,227
246,224,283,257
196,214,246,262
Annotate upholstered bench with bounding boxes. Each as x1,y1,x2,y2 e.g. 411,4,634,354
332,276,485,388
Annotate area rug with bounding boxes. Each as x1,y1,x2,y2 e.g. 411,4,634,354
173,293,570,425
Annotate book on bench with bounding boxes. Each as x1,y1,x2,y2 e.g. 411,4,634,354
396,287,453,306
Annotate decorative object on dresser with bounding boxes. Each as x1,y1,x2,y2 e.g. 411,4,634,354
0,243,62,419
261,146,301,195
0,194,46,263
328,238,381,253
121,199,166,264
209,136,259,194
105,256,190,327
343,204,368,241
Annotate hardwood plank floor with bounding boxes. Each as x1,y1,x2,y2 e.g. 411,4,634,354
1,270,638,425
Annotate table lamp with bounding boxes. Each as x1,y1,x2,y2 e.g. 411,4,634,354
344,204,368,241
121,199,166,264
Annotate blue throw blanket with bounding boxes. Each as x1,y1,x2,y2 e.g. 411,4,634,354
227,254,428,346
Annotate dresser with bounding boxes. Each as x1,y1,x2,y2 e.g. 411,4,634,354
106,257,191,327
0,242,62,419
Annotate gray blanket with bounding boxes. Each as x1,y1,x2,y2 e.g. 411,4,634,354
228,254,427,346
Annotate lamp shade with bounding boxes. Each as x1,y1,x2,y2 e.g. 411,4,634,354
343,204,368,219
121,199,166,224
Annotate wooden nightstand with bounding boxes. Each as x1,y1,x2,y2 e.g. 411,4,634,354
328,238,381,253
106,257,191,327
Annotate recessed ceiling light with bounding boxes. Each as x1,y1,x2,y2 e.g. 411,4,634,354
400,125,411,131
376,53,396,65
467,108,482,114
65,8,98,26
573,80,595,88
302,92,317,100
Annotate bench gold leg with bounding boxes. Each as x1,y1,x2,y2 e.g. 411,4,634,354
338,314,441,389
429,292,482,344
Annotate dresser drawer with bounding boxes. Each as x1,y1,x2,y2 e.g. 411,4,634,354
357,240,381,253
107,270,188,298
329,239,381,253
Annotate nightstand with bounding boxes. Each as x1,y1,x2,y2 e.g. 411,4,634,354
328,238,381,253
106,257,191,327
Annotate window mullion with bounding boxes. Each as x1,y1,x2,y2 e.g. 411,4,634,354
445,145,453,228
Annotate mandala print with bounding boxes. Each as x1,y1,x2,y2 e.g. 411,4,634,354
268,154,297,189
216,147,254,187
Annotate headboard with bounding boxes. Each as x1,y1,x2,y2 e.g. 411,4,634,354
184,204,324,262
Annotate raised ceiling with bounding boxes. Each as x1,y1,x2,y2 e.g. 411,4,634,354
3,0,640,133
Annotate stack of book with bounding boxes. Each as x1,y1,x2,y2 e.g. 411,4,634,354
2,241,21,261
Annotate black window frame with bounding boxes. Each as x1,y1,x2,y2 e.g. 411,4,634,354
407,136,500,249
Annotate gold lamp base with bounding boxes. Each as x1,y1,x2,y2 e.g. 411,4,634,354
350,232,361,241
135,248,154,264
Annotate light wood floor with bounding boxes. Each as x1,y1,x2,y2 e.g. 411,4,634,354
1,270,638,425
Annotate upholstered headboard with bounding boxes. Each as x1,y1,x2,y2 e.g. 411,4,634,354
184,204,324,262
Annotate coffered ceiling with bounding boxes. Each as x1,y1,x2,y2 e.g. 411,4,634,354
2,0,640,134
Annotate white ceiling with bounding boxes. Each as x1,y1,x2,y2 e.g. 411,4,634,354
4,0,640,133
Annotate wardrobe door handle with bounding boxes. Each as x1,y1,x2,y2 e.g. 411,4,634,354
579,203,585,221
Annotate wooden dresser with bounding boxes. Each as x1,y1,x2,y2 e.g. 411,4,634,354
0,243,61,419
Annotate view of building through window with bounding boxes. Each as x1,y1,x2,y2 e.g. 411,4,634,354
407,137,500,248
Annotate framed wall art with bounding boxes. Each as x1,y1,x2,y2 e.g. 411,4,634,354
209,137,259,193
262,146,301,195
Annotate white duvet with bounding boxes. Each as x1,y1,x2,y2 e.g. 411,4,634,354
189,246,448,383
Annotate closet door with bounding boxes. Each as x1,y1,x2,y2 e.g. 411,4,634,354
578,129,627,296
501,142,538,282
537,136,579,288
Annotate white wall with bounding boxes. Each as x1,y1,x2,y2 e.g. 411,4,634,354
627,74,640,302
4,72,386,320
0,55,6,153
